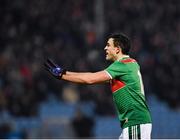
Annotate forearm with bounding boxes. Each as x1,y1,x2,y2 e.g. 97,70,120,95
61,71,110,84
62,71,97,84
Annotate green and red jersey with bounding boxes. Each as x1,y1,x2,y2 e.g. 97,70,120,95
105,56,152,128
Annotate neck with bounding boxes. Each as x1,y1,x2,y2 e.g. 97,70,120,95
116,54,129,61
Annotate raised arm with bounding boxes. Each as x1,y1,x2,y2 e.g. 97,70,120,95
44,58,111,84
62,71,110,84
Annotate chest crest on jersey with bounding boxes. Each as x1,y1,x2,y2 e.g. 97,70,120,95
110,79,125,93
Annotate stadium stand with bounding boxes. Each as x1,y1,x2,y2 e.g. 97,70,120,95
0,0,179,138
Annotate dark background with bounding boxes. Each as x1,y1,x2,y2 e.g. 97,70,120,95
0,0,179,138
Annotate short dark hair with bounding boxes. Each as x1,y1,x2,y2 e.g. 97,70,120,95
108,33,131,55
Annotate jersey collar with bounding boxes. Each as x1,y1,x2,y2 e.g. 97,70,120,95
117,55,130,61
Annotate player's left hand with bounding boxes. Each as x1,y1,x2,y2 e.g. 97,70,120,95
44,58,66,79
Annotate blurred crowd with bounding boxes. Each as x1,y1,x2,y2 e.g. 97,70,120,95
0,0,179,131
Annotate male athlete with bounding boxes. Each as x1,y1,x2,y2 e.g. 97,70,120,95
44,33,152,139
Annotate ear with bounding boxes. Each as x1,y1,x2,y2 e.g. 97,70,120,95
116,47,121,54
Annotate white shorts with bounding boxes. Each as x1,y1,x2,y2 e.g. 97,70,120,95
119,123,152,140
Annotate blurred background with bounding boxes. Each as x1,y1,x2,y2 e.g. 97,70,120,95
0,0,180,139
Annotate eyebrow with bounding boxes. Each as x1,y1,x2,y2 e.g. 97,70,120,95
106,42,110,46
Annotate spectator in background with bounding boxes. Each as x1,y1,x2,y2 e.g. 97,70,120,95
71,108,94,138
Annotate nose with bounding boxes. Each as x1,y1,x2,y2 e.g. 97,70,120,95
104,46,107,50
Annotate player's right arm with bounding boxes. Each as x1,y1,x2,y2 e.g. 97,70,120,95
62,71,110,84
44,58,111,84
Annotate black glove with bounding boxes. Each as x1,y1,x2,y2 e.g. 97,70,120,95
44,58,66,79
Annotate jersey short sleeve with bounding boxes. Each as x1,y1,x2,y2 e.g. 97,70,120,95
105,61,127,79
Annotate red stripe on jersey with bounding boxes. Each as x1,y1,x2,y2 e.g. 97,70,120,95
111,79,125,93
120,58,136,63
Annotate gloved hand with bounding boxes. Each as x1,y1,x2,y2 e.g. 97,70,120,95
44,58,66,79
